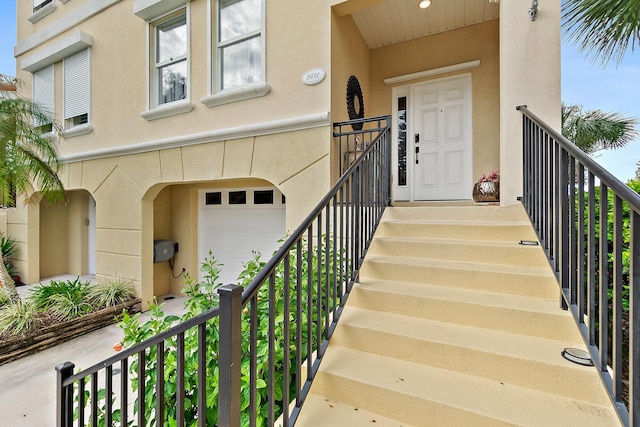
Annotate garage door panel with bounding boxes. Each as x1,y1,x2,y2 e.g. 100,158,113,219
198,188,286,285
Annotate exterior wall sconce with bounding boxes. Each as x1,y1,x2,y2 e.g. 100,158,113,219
529,0,539,21
418,0,431,9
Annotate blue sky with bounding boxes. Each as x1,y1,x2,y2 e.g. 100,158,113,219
1,3,639,182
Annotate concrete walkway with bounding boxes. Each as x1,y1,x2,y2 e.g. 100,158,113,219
0,276,186,426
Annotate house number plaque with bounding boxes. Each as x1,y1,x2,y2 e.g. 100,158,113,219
302,68,326,86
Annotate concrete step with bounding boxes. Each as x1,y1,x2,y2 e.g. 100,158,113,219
308,346,620,427
382,205,530,222
375,219,538,242
347,279,576,342
293,394,418,427
330,306,608,405
359,256,558,299
366,236,550,268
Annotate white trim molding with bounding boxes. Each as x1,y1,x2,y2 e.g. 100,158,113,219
140,100,196,121
28,2,57,24
384,60,480,85
62,124,94,138
22,30,93,72
62,111,330,163
200,82,271,108
15,0,121,57
134,0,190,20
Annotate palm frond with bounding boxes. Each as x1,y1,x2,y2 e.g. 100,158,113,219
562,0,640,66
561,103,639,154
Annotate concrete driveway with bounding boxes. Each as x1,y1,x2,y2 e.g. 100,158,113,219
0,276,185,426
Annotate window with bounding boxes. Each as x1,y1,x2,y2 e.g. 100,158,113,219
33,0,52,13
205,192,222,205
254,190,273,204
229,191,247,204
63,49,90,129
218,0,263,91
32,65,55,133
153,11,188,106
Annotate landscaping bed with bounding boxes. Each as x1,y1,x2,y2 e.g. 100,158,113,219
0,298,140,365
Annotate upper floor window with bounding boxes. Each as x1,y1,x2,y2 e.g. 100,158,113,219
32,65,54,133
218,0,263,91
63,49,90,129
153,11,188,106
33,0,53,13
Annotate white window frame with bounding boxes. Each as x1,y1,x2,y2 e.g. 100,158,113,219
141,6,195,121
200,0,269,108
28,0,56,23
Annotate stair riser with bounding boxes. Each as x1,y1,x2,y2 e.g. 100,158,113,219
376,222,538,242
331,324,607,405
367,239,549,268
311,372,517,427
383,206,529,222
359,261,558,299
348,288,577,342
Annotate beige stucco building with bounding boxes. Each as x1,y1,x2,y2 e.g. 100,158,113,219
10,0,560,305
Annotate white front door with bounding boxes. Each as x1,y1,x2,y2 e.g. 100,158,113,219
395,75,472,201
414,76,472,200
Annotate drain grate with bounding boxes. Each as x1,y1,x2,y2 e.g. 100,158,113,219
562,348,593,366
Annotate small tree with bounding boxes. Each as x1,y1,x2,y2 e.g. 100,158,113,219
561,103,639,155
0,74,66,302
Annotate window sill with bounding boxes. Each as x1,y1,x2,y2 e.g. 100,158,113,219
140,100,195,121
200,83,271,108
28,3,56,23
62,124,93,138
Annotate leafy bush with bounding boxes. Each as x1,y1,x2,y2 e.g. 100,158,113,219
0,233,19,278
0,288,9,308
109,238,344,426
28,277,92,315
88,277,136,309
0,300,39,337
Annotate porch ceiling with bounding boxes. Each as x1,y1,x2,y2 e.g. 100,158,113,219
346,0,499,49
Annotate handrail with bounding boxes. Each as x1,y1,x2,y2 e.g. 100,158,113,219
55,115,392,427
518,105,639,427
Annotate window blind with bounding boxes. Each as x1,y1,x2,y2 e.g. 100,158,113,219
64,48,90,121
33,65,55,123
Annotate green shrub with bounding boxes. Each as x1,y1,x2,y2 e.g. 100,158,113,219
0,300,39,338
88,277,136,309
0,288,9,308
28,277,93,319
0,234,19,278
102,237,345,426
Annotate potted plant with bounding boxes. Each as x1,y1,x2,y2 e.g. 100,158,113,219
473,170,500,202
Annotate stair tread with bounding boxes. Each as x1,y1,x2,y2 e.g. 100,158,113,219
361,254,553,277
311,346,620,427
337,306,585,361
382,205,531,222
354,279,559,313
293,394,418,427
372,235,542,249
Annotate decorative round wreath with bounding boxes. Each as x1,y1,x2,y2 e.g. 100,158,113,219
346,75,364,131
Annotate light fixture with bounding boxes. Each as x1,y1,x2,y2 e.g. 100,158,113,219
418,0,431,9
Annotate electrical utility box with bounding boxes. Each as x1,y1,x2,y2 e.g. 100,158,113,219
153,240,175,263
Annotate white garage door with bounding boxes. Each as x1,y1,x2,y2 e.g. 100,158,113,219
198,187,286,286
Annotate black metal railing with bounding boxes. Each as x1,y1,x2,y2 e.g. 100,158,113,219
519,106,640,427
56,115,391,427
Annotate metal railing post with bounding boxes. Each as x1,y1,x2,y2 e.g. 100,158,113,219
631,210,640,427
55,361,75,427
218,284,243,427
